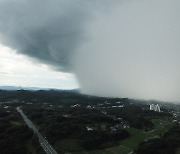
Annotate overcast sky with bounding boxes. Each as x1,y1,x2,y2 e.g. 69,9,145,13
0,44,79,89
0,0,179,102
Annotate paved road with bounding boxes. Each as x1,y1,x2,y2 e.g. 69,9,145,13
17,107,58,154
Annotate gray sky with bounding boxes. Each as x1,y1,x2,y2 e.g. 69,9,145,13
0,0,179,102
0,44,79,89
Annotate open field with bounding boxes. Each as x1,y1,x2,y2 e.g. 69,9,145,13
120,118,174,150
55,138,131,154
72,145,131,154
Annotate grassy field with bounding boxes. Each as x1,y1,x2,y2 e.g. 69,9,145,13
56,138,132,154
56,138,83,151
120,118,173,150
72,145,131,154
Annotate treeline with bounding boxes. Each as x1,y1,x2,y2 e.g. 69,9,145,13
106,103,171,130
136,125,180,154
0,90,91,105
0,90,139,106
0,109,45,154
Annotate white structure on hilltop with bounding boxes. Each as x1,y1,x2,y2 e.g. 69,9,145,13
150,104,161,112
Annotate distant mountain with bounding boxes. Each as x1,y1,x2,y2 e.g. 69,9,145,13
0,86,80,93
0,86,44,91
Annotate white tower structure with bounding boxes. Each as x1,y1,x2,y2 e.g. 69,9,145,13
155,104,161,112
150,104,161,112
150,104,155,110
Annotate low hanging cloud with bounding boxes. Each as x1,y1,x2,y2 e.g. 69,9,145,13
0,0,97,71
0,0,180,102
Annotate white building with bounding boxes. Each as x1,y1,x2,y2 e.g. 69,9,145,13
87,105,92,109
86,127,93,131
71,104,80,108
150,104,161,112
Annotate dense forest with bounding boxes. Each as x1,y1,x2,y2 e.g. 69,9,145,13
0,90,179,154
23,107,130,151
0,109,44,154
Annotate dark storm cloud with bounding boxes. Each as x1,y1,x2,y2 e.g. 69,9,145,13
73,0,180,102
0,0,96,71
0,0,180,102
